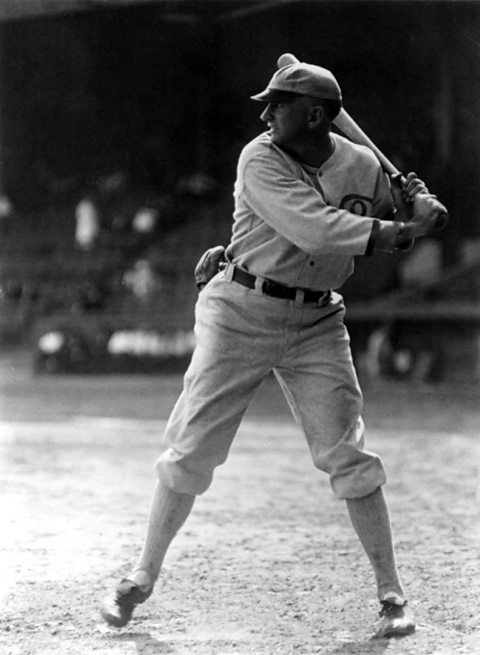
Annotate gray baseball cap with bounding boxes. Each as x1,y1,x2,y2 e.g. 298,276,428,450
251,61,342,103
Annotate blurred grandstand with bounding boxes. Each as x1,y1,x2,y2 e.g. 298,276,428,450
1,193,479,382
345,256,480,384
0,1,479,382
0,178,232,374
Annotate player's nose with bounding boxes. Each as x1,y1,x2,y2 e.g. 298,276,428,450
260,104,273,122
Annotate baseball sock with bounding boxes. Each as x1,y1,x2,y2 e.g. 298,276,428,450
128,479,195,589
345,486,405,603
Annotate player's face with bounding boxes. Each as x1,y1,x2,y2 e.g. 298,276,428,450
260,98,311,149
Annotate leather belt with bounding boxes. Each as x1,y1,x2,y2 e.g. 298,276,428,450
231,266,331,304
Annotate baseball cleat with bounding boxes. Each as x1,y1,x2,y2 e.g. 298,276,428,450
100,578,153,628
373,599,416,639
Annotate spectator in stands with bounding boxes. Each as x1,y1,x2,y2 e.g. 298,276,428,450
74,192,100,250
0,193,14,236
132,206,159,235
122,259,160,300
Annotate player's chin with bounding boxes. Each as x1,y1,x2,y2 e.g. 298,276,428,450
268,130,283,146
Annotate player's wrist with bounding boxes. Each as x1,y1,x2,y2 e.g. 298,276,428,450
374,220,414,253
393,221,415,246
410,213,438,238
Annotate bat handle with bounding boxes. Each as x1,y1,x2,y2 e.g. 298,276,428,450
389,174,415,251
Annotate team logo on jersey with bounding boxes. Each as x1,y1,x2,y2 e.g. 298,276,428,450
340,194,372,216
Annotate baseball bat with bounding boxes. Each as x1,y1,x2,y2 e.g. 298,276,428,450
277,53,449,231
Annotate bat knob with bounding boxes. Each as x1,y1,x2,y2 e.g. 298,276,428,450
434,211,449,231
395,237,415,252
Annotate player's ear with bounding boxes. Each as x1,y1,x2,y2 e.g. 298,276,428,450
308,104,325,128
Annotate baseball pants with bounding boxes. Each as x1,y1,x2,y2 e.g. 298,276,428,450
156,269,386,499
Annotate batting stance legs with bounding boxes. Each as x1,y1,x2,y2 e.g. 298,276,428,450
100,275,410,636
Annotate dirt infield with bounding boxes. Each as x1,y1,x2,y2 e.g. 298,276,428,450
1,351,479,654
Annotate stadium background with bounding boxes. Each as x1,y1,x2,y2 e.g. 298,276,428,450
0,0,480,381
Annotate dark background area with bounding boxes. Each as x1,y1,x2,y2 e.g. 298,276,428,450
0,0,480,381
2,2,480,241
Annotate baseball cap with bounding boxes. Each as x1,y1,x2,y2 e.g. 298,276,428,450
251,61,342,103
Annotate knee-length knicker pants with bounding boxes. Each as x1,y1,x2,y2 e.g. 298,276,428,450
156,271,386,499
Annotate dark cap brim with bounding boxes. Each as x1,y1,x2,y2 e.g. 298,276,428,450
250,89,304,103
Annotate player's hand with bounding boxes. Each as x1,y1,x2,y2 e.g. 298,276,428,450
391,171,448,244
404,172,449,232
410,193,448,237
194,245,226,289
402,172,429,203
391,172,428,222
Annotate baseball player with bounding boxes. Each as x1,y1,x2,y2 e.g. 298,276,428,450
100,55,446,639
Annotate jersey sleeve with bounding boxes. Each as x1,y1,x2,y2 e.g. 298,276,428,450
241,153,377,257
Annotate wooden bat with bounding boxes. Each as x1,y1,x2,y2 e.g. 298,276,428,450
277,53,449,231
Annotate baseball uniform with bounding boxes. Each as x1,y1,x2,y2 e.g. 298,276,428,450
155,130,393,499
